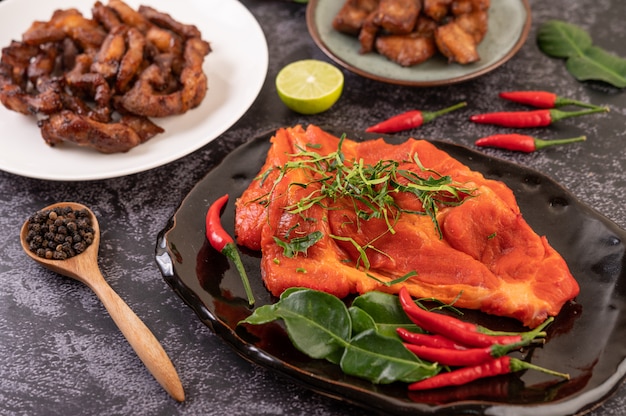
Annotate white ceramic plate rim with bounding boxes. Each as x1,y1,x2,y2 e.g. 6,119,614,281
0,0,268,181
307,0,531,86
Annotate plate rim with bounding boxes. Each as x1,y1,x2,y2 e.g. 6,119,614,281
306,0,532,86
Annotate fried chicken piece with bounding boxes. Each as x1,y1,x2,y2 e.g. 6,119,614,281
27,43,59,82
0,42,62,115
92,1,122,31
39,110,163,153
152,53,185,93
139,5,201,39
423,0,453,22
451,0,490,15
332,0,380,36
146,26,184,55
415,16,439,36
0,0,211,154
1,40,39,72
91,25,127,79
116,27,145,93
47,9,107,50
60,37,79,71
358,11,379,54
59,89,93,116
375,10,437,67
118,113,165,142
1,41,35,90
435,20,479,64
119,37,210,117
375,0,421,35
0,76,63,115
21,22,66,46
455,10,488,43
107,0,151,33
333,0,491,67
65,54,112,121
375,32,437,66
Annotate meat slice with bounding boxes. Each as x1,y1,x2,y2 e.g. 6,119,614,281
332,0,380,36
451,0,491,15
434,20,480,64
374,0,421,34
423,0,453,22
39,109,163,153
455,10,489,43
118,37,210,117
358,11,379,54
375,33,437,66
235,125,579,327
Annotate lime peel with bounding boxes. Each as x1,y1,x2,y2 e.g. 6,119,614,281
276,59,344,115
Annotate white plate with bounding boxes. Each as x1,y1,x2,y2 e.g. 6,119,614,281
0,0,268,181
307,0,531,86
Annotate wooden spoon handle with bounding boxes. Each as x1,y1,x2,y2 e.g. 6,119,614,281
88,272,185,402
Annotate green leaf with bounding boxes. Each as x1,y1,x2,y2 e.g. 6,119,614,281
340,329,440,384
537,19,626,88
537,20,592,58
241,303,279,325
566,46,626,88
352,291,422,338
239,287,306,325
240,288,442,384
349,306,377,335
241,289,350,364
273,231,323,258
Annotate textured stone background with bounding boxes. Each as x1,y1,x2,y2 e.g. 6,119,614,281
0,0,625,415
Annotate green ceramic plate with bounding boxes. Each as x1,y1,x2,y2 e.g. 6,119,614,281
306,0,531,86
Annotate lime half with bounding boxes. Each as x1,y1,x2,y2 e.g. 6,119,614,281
276,60,344,115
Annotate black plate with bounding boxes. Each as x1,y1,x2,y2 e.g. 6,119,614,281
155,127,626,415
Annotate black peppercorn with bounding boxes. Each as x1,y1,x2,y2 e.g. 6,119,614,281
26,206,94,260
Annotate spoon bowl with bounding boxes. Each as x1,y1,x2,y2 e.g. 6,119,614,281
21,202,102,280
20,202,185,402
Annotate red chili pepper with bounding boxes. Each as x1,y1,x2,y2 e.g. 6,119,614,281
475,134,586,153
499,91,601,109
206,194,255,306
397,287,549,347
408,356,570,391
403,340,531,367
397,328,468,350
469,107,607,127
366,102,467,133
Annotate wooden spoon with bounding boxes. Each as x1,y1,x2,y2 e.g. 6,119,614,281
20,202,185,402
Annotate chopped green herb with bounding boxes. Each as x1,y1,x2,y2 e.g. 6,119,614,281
274,230,324,258
366,270,418,287
256,135,476,274
261,135,476,239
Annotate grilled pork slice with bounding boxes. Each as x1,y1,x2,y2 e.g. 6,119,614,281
235,125,579,328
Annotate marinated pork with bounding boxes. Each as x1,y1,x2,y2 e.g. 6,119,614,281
235,125,580,328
